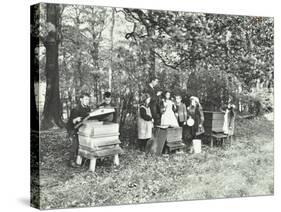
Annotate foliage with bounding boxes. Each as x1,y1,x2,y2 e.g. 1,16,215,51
37,4,274,129
122,9,274,111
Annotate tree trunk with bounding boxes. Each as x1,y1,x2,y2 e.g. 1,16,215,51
147,11,156,77
41,4,64,130
109,8,115,91
31,5,39,132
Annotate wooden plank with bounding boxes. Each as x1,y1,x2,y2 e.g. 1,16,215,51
212,133,228,139
114,154,120,166
166,142,185,152
79,143,121,152
169,146,185,152
95,147,123,157
166,142,185,148
89,158,97,172
78,132,120,137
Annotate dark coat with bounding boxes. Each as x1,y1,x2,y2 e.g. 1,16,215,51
144,84,162,126
66,103,91,134
175,102,188,123
145,84,157,103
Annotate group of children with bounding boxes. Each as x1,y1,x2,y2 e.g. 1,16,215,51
137,90,205,152
66,80,235,168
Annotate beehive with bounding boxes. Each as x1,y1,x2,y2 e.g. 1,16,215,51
78,120,122,152
148,126,185,155
203,111,225,134
165,127,182,143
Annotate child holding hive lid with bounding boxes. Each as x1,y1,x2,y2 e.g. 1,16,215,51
66,92,91,168
137,93,154,151
98,91,117,123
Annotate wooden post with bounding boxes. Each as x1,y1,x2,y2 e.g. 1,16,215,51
76,155,82,165
229,136,232,146
221,138,225,148
210,136,214,148
113,154,119,166
89,158,97,172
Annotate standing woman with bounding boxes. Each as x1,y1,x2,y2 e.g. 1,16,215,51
137,93,154,151
186,96,205,150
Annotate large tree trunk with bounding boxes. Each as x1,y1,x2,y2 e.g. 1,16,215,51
31,5,40,132
41,4,64,130
109,8,115,91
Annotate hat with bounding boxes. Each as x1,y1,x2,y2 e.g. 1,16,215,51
190,96,199,103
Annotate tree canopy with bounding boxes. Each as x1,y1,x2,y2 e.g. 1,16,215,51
34,3,274,129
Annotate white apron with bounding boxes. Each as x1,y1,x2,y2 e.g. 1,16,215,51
138,106,153,139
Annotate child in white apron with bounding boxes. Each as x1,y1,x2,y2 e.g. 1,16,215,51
138,94,154,151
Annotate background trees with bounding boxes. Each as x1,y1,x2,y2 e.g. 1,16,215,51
36,3,274,130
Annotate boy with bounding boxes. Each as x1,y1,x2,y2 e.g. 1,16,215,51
98,91,117,123
66,92,91,168
174,94,188,146
174,94,188,127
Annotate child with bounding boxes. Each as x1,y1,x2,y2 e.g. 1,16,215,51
186,96,205,150
174,94,188,144
160,91,179,127
66,92,91,168
174,94,188,127
221,96,236,137
138,93,154,151
98,91,117,123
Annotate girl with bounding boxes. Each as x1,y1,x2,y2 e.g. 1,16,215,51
186,96,205,149
137,93,154,151
160,91,179,127
221,96,236,136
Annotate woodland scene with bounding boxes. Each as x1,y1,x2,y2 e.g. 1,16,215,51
31,3,274,209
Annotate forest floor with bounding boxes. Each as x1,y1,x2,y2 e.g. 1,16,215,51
36,114,274,209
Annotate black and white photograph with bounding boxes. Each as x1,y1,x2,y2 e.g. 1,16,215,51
30,1,274,210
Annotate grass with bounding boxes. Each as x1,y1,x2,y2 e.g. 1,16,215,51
35,115,274,209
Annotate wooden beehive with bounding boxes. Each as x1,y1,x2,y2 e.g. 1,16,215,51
78,120,121,151
166,127,182,143
203,111,225,134
148,126,185,155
